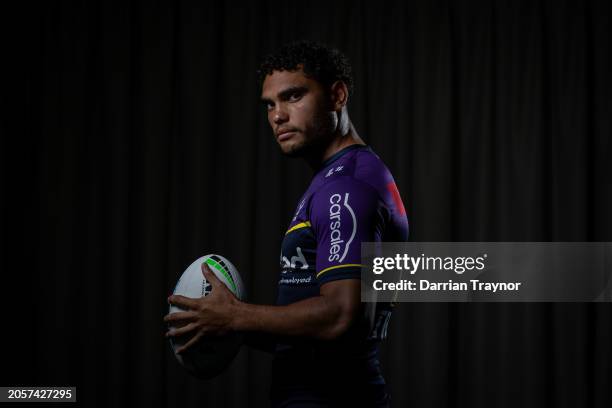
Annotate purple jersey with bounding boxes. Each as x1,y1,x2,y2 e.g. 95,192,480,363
277,144,409,345
272,145,408,396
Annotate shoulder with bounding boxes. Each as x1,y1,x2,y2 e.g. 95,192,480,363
307,149,391,225
314,146,395,200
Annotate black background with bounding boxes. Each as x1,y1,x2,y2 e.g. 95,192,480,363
3,0,611,407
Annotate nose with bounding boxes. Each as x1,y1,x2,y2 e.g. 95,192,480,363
271,105,289,125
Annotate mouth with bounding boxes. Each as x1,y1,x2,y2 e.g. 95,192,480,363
277,131,296,142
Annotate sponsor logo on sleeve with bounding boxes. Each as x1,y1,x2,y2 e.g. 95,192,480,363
280,246,310,270
328,193,357,262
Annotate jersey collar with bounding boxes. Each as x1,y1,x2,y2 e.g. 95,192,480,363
319,144,369,171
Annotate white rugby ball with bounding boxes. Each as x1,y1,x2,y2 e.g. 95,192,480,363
168,254,246,379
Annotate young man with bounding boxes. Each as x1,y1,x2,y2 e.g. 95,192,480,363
165,41,408,407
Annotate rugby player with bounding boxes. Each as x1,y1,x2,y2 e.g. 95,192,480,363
165,41,409,407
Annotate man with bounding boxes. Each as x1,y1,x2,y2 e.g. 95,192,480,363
165,41,408,407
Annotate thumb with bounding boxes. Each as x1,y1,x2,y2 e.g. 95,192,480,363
201,262,223,288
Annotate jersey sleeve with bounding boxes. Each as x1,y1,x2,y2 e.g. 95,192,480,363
309,177,383,285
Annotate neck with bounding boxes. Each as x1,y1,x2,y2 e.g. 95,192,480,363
304,112,365,170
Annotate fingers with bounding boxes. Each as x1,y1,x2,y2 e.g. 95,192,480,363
166,322,197,338
167,294,198,310
163,310,196,324
175,331,204,354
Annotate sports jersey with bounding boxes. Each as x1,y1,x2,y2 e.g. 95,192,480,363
271,144,409,406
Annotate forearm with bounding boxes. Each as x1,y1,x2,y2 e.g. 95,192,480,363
231,295,351,341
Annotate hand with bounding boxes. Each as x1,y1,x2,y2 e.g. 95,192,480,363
164,262,239,354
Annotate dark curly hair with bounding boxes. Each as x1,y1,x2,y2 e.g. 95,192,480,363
257,41,354,97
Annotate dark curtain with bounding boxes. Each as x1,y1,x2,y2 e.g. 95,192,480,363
4,0,611,407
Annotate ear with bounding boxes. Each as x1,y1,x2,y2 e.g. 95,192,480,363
329,80,349,111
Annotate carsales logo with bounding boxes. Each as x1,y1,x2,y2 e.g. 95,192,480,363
328,193,357,262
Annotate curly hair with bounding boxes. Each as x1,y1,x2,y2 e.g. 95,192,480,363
257,41,354,97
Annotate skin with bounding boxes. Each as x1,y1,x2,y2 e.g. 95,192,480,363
164,66,367,354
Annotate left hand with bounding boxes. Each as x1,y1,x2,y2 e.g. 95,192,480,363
164,262,239,354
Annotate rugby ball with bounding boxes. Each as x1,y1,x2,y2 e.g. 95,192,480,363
168,254,246,379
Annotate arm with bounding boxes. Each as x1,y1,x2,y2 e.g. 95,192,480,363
165,178,381,352
232,278,361,341
165,264,361,353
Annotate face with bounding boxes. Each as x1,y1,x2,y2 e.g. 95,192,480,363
260,67,337,157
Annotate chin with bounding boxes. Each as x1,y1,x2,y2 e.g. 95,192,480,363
279,140,308,157
281,146,305,158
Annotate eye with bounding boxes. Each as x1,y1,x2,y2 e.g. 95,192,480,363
289,92,303,102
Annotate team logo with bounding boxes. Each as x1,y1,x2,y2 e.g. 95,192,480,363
328,193,357,262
